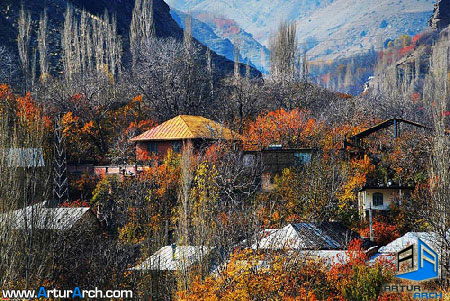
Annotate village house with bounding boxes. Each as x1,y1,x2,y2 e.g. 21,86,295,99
131,115,241,161
131,244,211,299
251,221,361,251
243,146,316,191
370,232,437,266
242,221,376,266
132,244,210,272
343,117,429,157
0,202,101,232
358,184,414,220
344,118,429,221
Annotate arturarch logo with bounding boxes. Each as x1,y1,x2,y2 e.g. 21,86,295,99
395,238,439,282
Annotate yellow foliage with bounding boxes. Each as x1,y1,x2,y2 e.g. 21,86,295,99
338,155,374,208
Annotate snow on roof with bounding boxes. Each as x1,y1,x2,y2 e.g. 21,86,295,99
252,222,359,250
0,203,91,230
378,232,437,254
132,245,210,271
370,232,438,265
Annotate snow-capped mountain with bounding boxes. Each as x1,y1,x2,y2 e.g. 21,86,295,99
167,0,435,60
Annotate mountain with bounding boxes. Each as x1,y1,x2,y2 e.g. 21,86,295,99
0,0,258,79
166,0,436,61
170,9,270,73
170,10,237,66
429,0,450,30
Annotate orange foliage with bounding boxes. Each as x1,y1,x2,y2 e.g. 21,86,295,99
61,111,103,162
179,241,393,300
336,92,352,100
16,93,40,122
328,239,367,283
126,119,157,136
327,239,394,300
0,84,14,109
398,44,415,57
128,150,182,235
59,200,90,208
141,151,181,199
177,249,325,300
132,94,143,102
69,173,100,202
321,124,365,153
360,218,400,246
243,109,319,151
203,141,236,163
0,84,51,130
412,33,422,44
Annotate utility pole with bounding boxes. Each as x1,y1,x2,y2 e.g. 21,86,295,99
369,203,374,242
53,117,69,206
394,117,398,139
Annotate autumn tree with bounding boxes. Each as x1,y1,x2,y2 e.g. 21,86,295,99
0,46,18,85
0,85,52,289
131,37,212,121
61,6,122,81
178,240,393,300
269,21,297,80
38,9,49,82
130,0,155,68
423,34,450,280
17,6,32,91
243,108,319,150
270,154,348,225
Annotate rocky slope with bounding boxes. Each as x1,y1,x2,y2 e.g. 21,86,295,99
0,0,256,78
429,0,450,30
171,10,270,73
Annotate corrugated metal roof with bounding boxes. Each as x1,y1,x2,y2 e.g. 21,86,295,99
131,115,240,141
0,203,91,230
132,245,210,271
252,222,359,250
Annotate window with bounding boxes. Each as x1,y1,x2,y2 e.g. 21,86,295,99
373,192,384,207
294,152,312,166
172,141,182,153
147,142,157,154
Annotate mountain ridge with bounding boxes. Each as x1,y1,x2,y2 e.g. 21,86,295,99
167,0,436,61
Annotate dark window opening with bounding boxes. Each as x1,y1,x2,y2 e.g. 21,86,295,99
147,142,157,154
373,192,384,207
